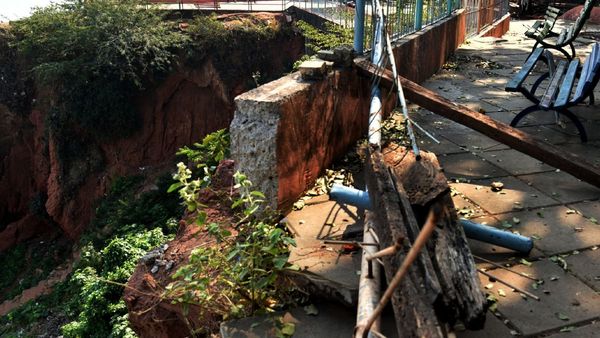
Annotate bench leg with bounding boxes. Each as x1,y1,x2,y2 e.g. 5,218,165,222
510,105,540,127
530,72,550,99
569,43,576,60
589,92,595,105
558,108,588,142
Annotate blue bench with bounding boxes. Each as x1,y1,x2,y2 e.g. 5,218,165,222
506,42,600,142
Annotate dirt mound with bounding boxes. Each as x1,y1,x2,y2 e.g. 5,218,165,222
124,161,236,337
560,5,600,25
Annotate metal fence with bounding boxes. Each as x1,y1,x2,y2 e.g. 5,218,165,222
150,0,508,50
464,0,509,36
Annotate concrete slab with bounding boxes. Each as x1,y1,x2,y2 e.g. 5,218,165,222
565,248,600,292
518,171,600,204
479,259,600,336
286,200,362,303
455,312,514,338
478,148,554,176
517,126,579,144
451,191,487,219
220,301,355,338
438,152,510,180
569,200,600,221
450,176,558,215
546,321,600,338
482,111,518,125
559,142,600,168
491,205,600,255
441,129,510,152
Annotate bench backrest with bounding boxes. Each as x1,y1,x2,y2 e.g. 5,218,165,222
565,0,599,42
574,42,600,102
541,6,561,34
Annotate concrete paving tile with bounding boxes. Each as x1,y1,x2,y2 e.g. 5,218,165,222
438,152,510,180
483,111,519,125
455,312,514,338
482,96,534,112
441,129,510,151
479,259,600,336
478,149,554,176
286,201,361,291
546,321,600,338
559,142,600,168
571,105,600,121
450,176,558,214
451,191,487,219
459,100,505,113
566,249,600,292
518,171,600,204
416,136,468,155
517,126,579,144
569,201,600,220
492,206,600,255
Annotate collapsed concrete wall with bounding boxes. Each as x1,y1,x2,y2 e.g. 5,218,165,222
231,70,394,211
230,10,510,211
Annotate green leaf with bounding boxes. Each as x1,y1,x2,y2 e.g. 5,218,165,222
250,191,266,199
520,259,532,267
273,256,288,269
303,304,319,316
560,326,575,332
280,322,295,336
167,181,182,193
557,313,570,321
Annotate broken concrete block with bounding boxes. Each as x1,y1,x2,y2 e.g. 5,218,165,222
299,59,328,80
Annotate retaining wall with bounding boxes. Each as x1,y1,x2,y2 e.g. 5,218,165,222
230,10,510,212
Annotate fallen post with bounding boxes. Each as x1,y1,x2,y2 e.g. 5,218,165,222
355,58,600,188
363,146,486,337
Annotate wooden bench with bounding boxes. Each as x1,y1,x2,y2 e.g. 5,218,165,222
506,42,600,142
526,0,598,60
525,6,562,41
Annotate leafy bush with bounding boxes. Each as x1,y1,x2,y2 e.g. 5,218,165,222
11,0,188,138
166,132,297,335
62,228,170,338
295,20,353,54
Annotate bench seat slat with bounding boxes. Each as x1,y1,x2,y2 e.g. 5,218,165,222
540,60,568,109
506,48,545,92
555,60,580,108
574,43,600,101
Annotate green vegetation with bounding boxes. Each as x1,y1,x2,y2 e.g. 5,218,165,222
1,129,297,337
11,0,188,138
0,174,182,337
166,132,297,335
295,20,353,54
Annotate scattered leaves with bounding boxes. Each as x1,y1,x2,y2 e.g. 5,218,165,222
303,304,319,316
560,326,575,332
498,289,506,297
557,313,570,321
485,283,494,289
519,258,532,267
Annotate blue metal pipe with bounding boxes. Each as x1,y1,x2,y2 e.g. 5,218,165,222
329,187,533,254
353,0,365,54
460,219,533,254
330,184,372,209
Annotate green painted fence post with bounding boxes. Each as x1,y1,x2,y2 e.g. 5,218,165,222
415,0,424,30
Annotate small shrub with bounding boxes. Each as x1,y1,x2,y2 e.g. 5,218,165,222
295,20,353,54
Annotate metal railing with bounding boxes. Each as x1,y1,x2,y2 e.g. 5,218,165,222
150,0,508,51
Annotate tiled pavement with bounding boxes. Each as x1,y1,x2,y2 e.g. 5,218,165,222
275,19,600,338
414,19,600,337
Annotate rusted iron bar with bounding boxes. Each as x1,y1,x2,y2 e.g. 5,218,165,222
478,269,541,301
354,209,438,338
322,239,379,246
355,58,600,188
